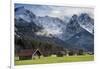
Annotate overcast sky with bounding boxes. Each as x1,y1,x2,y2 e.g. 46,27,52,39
15,3,94,18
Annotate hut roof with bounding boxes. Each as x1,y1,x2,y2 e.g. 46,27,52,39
32,49,41,56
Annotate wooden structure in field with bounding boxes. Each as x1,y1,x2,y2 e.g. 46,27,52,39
17,49,41,60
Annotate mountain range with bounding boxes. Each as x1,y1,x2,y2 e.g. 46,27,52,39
15,6,94,52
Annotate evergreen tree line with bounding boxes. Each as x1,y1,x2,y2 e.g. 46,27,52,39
15,36,85,57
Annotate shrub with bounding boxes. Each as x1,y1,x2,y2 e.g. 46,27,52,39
77,49,84,55
68,51,75,56
56,51,65,57
43,52,52,57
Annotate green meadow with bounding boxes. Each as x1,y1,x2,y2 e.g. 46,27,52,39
15,55,94,65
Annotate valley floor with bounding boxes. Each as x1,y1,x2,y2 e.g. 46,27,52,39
15,55,94,65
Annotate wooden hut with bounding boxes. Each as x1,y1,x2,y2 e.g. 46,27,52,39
17,49,41,60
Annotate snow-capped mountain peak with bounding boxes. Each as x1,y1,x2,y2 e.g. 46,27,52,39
78,13,94,34
15,6,36,23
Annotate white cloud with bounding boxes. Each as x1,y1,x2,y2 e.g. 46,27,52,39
47,6,94,18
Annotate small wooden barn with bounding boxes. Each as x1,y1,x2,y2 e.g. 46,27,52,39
17,49,41,60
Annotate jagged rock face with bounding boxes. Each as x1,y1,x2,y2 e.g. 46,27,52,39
15,6,94,52
63,15,84,40
66,15,80,34
78,13,94,34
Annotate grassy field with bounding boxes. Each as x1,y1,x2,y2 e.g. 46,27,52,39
15,55,94,65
